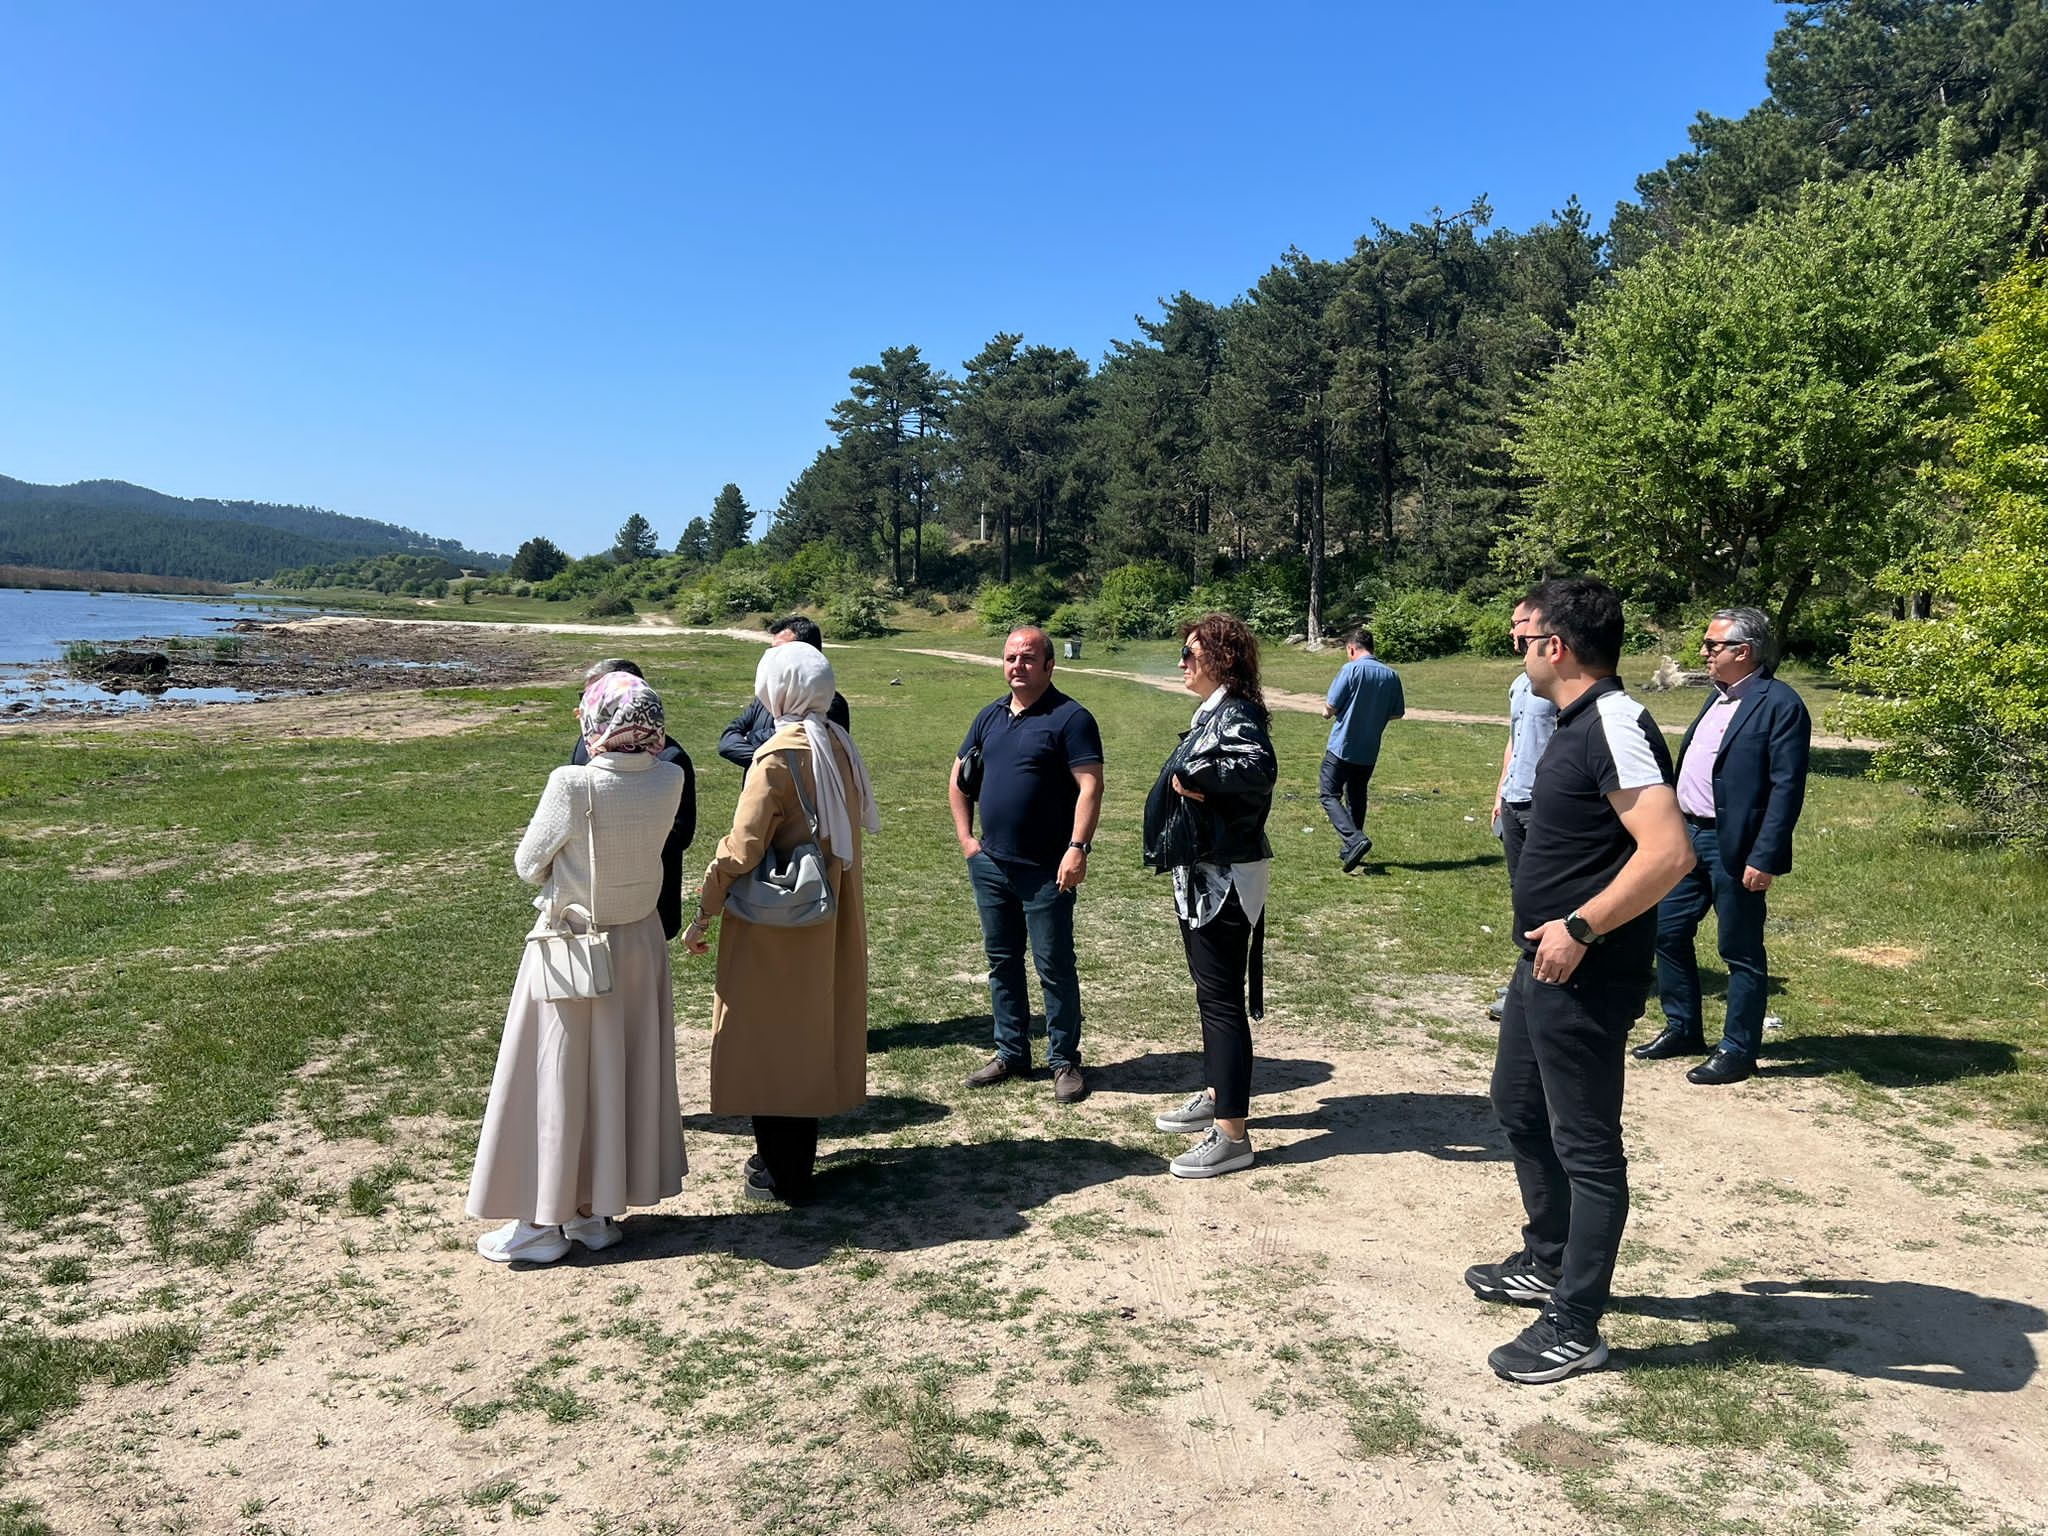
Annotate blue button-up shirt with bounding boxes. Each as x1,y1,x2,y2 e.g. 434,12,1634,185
1502,671,1558,805
1325,653,1405,765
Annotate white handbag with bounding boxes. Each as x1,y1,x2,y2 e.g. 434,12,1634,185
528,779,615,1000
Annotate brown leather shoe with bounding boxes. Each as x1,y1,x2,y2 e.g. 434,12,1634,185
1052,1064,1087,1103
965,1055,1027,1089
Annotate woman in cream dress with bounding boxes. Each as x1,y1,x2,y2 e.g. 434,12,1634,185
467,671,689,1263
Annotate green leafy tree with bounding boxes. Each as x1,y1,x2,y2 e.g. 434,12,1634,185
706,484,751,561
1840,258,2048,847
611,514,660,566
1504,145,2022,635
508,536,569,582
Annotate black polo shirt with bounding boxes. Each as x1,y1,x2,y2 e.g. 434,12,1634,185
1512,676,1675,976
961,685,1104,867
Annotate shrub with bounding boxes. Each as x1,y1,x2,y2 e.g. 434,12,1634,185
672,584,717,626
719,570,779,615
780,540,862,608
1463,597,1518,657
1046,602,1094,639
585,591,635,619
826,586,890,639
1180,561,1306,637
976,571,1065,634
1370,589,1477,663
1092,561,1188,640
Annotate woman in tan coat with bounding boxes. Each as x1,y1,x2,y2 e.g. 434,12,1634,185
683,642,877,1202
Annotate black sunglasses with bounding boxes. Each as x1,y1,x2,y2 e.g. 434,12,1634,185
1179,644,1198,662
1700,639,1750,654
1513,632,1558,655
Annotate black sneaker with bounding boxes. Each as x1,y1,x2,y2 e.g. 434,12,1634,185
1464,1250,1559,1307
1487,1310,1609,1383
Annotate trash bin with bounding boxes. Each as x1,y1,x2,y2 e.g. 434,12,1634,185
1063,638,1082,660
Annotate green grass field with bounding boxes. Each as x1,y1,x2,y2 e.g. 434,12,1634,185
1,630,2043,1533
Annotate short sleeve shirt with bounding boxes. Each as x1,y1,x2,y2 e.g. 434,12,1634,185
1502,672,1559,805
1511,677,1675,975
962,685,1104,868
1325,655,1404,764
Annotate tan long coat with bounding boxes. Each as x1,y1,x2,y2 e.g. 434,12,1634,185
699,726,868,1118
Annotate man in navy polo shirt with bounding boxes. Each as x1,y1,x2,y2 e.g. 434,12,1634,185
948,626,1105,1103
1466,578,1693,1384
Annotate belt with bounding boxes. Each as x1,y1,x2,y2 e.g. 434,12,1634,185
1684,812,1717,827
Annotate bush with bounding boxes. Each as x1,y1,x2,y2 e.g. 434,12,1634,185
719,570,779,615
1463,597,1518,657
1046,602,1094,639
1370,589,1477,663
976,571,1066,634
672,584,717,626
585,591,635,619
1092,561,1188,640
825,586,890,639
780,540,862,608
1180,561,1306,637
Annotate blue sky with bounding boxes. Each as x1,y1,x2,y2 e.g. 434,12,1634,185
0,2,1785,558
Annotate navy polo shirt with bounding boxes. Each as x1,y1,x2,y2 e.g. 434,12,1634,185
961,685,1104,867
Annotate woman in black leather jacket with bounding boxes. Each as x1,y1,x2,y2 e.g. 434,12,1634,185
1141,613,1277,1179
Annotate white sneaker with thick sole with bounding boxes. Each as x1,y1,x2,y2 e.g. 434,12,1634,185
1155,1090,1217,1134
477,1221,571,1264
563,1216,622,1251
1169,1127,1255,1179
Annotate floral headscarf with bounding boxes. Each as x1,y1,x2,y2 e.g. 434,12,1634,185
579,671,666,754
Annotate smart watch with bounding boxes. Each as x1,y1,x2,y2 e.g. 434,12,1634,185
1564,909,1601,946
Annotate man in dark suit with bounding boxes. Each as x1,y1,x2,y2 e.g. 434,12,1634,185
1635,607,1811,1086
717,615,850,774
570,658,696,940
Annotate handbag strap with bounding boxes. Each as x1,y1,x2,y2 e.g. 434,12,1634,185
787,749,821,840
582,773,603,928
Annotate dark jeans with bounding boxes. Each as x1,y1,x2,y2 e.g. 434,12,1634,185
1654,821,1770,1057
1500,799,1533,887
1318,752,1376,855
1490,953,1647,1333
1178,889,1257,1120
753,1115,818,1199
967,852,1082,1071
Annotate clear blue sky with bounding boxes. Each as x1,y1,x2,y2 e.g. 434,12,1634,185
0,1,1785,558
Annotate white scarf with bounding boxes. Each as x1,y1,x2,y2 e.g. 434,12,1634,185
753,643,879,862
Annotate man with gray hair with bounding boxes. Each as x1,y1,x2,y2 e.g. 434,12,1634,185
1634,608,1811,1085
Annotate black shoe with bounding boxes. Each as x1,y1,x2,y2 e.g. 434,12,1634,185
964,1055,1028,1089
1341,836,1373,873
741,1167,781,1203
1464,1250,1559,1307
1632,1025,1708,1061
1687,1047,1755,1086
1488,1309,1609,1383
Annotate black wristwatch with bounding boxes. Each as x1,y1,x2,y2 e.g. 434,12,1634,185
1069,839,1093,853
1564,909,1602,946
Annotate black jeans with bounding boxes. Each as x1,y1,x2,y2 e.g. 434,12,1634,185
1318,752,1375,854
1500,799,1533,887
1489,953,1648,1332
753,1116,818,1199
1179,890,1257,1120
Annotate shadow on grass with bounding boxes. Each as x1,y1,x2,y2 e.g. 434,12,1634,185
1759,1033,2020,1087
868,1013,995,1054
1807,745,1874,780
1084,1051,1334,1097
1352,854,1504,875
1610,1279,2045,1392
681,1093,952,1138
594,1135,1158,1270
1255,1090,1506,1165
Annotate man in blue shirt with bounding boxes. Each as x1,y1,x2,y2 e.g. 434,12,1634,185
948,627,1105,1103
1320,628,1404,870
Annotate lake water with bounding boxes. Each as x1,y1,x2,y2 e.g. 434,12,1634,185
0,588,327,712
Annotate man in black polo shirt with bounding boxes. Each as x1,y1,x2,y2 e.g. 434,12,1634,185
1466,578,1694,1383
948,626,1105,1103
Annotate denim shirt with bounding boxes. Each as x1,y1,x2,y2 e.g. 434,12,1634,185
1502,672,1558,806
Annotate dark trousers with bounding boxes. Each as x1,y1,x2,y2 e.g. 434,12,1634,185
752,1116,818,1198
1178,890,1257,1120
1490,954,1647,1332
1500,799,1533,886
967,852,1082,1070
1318,751,1375,855
1655,821,1771,1058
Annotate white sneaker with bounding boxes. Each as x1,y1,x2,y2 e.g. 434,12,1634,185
1169,1127,1255,1179
563,1215,622,1251
1154,1091,1217,1134
477,1221,570,1264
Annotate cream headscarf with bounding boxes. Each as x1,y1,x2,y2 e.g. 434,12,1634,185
753,643,878,862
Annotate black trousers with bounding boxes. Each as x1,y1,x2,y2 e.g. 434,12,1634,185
1318,752,1375,853
1179,890,1257,1120
752,1116,818,1198
1500,799,1533,887
1490,953,1648,1332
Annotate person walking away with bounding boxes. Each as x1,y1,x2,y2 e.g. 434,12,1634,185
1143,615,1277,1179
950,626,1104,1103
1635,607,1811,1086
1320,628,1403,871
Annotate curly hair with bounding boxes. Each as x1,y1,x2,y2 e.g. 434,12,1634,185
1180,613,1267,720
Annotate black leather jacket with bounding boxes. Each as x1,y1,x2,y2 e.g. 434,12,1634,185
1142,695,1277,872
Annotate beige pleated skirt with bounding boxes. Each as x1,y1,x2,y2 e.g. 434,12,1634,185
465,911,686,1225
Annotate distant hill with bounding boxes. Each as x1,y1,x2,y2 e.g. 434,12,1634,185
0,475,508,583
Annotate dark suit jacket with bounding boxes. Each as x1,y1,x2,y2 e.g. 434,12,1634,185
1675,675,1811,876
566,736,697,939
717,693,851,772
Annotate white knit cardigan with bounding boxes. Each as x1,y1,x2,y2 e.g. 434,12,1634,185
515,753,687,927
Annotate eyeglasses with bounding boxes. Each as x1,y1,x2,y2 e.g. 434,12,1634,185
1700,639,1750,654
1179,644,1198,663
1513,632,1558,655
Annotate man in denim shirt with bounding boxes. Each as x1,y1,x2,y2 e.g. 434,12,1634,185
1320,628,1404,870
